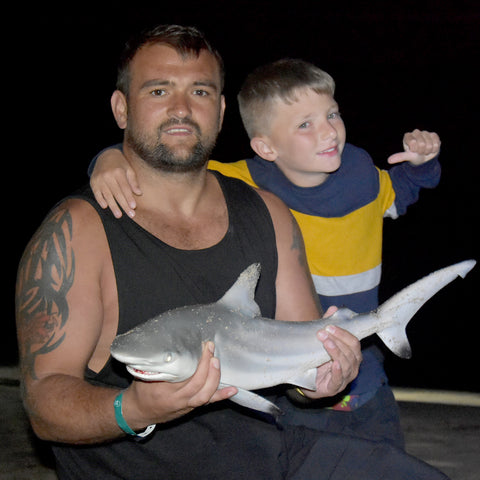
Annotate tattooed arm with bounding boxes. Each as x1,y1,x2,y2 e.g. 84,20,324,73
15,199,122,443
16,198,235,444
257,189,362,399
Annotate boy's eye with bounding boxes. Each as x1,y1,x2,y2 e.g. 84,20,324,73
298,121,310,129
328,111,341,120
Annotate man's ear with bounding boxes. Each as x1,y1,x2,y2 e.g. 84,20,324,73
250,136,278,162
111,90,128,129
218,95,226,132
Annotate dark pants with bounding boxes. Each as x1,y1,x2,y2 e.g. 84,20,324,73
54,397,448,479
277,383,405,449
282,425,449,480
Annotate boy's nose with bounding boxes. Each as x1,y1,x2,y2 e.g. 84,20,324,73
319,122,337,141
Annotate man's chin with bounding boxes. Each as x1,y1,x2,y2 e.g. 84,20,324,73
158,160,207,174
126,130,215,173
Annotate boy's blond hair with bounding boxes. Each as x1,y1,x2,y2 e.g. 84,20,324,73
238,58,336,139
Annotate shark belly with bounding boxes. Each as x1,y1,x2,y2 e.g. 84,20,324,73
212,317,330,391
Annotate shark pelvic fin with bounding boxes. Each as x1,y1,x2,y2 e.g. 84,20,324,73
221,384,283,419
288,368,318,390
217,264,262,317
376,259,476,358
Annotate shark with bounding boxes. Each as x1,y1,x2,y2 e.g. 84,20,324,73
111,259,475,417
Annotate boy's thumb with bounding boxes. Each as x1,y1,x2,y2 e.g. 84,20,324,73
387,151,417,164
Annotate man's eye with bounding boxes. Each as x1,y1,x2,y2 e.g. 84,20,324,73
151,89,166,96
193,89,209,96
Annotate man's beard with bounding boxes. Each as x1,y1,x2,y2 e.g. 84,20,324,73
125,119,216,173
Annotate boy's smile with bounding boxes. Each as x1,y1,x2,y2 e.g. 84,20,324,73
259,89,346,188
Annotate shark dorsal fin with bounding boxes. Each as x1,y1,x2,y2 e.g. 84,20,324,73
217,263,261,317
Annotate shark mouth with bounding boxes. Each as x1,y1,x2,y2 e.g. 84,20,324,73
127,366,157,376
126,365,178,382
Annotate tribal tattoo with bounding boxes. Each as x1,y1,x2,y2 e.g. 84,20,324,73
16,208,75,380
290,215,308,269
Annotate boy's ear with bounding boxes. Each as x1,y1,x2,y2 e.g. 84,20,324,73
250,136,277,162
111,90,128,129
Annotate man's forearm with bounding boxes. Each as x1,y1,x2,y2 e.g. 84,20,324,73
24,374,124,444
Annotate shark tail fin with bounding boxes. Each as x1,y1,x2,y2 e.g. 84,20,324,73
376,259,476,359
377,325,413,359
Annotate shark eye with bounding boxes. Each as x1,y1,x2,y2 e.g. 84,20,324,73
164,352,174,363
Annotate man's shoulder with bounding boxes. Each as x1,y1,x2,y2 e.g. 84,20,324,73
56,189,101,220
20,192,108,293
37,191,105,245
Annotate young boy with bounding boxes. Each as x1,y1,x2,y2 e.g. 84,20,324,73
89,58,441,448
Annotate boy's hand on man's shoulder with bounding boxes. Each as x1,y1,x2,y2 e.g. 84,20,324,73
387,129,441,166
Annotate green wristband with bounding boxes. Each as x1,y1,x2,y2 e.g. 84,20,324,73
114,391,155,438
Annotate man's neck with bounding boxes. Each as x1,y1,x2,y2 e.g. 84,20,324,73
124,149,228,250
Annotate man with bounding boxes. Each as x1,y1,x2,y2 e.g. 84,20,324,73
15,25,448,479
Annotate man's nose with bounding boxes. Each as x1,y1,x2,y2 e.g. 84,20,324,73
168,93,192,119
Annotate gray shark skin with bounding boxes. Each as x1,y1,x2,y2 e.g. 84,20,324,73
111,259,476,417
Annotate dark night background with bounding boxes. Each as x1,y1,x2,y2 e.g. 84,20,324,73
7,1,479,393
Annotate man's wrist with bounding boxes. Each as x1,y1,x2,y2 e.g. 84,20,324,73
114,390,155,438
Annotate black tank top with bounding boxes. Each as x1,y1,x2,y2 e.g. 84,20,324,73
53,172,284,480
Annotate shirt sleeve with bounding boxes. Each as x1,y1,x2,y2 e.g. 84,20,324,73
388,156,441,216
87,143,123,177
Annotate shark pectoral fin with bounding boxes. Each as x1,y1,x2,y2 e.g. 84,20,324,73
377,326,412,359
221,384,283,419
